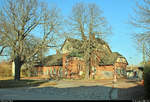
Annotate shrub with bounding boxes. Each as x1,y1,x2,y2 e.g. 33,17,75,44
143,63,150,98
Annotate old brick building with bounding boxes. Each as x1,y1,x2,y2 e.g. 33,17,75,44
36,38,128,79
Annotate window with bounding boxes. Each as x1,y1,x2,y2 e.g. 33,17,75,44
53,68,56,75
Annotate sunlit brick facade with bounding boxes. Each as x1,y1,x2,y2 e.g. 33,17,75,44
35,38,128,79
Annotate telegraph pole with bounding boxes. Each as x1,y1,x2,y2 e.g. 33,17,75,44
142,42,146,65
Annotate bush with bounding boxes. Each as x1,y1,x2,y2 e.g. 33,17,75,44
143,63,150,98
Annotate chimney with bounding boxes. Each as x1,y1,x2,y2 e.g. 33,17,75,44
62,53,68,77
63,53,68,69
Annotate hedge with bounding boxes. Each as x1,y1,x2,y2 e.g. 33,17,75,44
143,63,150,98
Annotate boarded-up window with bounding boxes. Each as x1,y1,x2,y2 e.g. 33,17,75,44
53,68,56,74
77,64,82,72
50,68,53,75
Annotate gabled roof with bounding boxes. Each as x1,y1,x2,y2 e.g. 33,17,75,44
67,51,84,58
95,38,108,45
43,54,63,66
99,52,128,65
61,38,112,53
95,38,112,53
61,38,82,50
40,38,128,66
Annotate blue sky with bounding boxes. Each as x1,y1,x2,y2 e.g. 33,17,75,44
0,0,143,65
44,0,142,65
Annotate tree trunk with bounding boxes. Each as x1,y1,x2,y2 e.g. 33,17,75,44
14,56,23,81
85,64,90,79
84,41,92,80
84,56,91,79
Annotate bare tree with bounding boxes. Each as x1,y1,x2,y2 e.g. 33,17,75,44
130,0,150,63
67,2,111,79
0,0,62,80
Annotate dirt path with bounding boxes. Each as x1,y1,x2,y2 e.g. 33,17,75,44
0,79,145,100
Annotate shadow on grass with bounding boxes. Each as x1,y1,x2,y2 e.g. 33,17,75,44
0,79,49,88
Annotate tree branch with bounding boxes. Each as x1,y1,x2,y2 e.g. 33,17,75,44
0,46,7,55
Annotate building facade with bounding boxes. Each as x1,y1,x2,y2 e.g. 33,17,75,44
35,38,128,79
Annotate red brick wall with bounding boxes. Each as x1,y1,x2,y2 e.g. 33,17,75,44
36,64,115,79
63,53,71,68
35,55,127,80
66,57,85,79
62,53,69,77
36,66,62,78
96,65,114,71
67,58,85,72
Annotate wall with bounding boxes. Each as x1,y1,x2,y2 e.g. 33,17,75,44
114,62,127,78
36,66,63,79
95,65,114,79
35,55,128,80
66,57,85,79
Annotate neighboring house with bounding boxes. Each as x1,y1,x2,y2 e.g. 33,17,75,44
97,52,128,79
35,38,128,79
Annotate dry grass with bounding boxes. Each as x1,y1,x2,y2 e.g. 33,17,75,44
0,61,12,77
0,77,13,80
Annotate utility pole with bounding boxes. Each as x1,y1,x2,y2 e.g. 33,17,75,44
142,42,146,65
